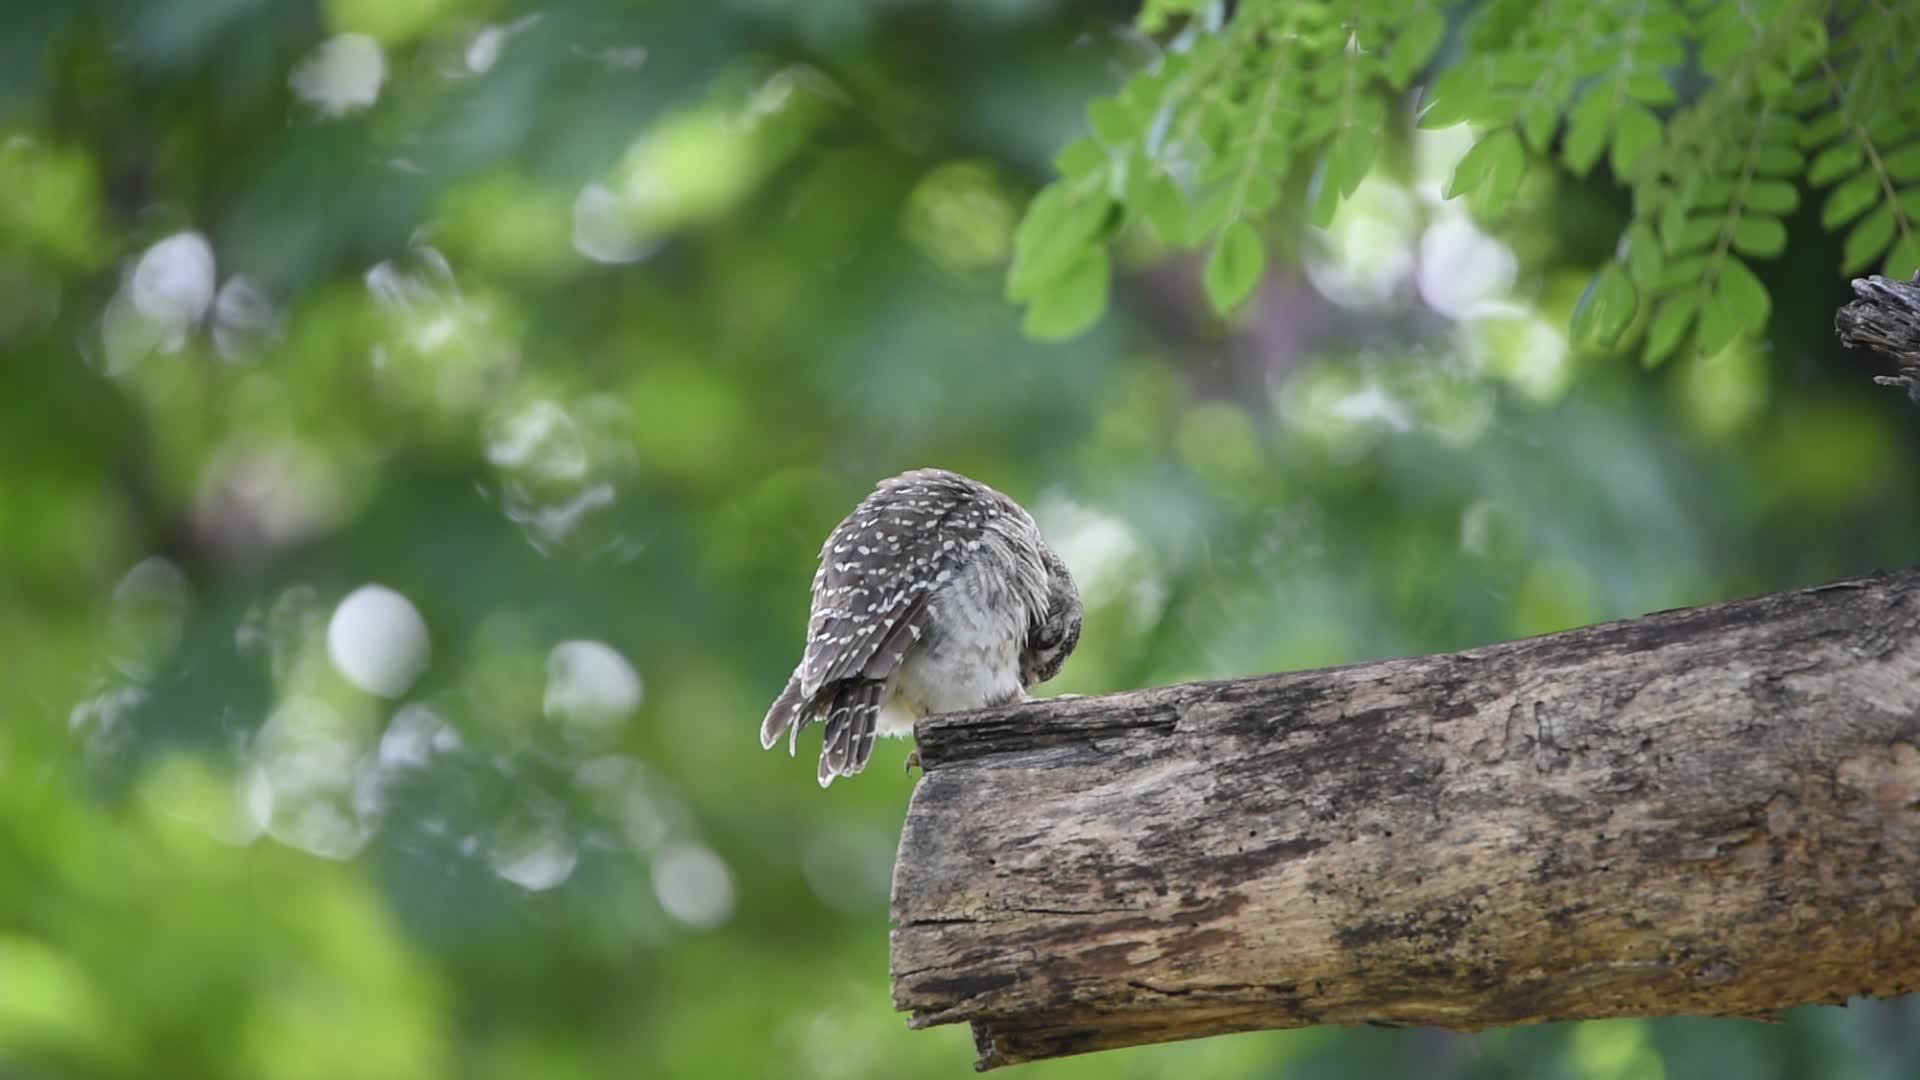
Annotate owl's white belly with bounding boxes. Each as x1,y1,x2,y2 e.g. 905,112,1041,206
875,560,1028,739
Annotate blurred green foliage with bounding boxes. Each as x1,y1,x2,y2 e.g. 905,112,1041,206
3,1,1920,1079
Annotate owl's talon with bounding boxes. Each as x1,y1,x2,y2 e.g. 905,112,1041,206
904,749,922,775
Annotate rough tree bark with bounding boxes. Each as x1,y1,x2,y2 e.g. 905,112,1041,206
892,572,1920,1069
1839,270,1920,397
889,278,1920,1071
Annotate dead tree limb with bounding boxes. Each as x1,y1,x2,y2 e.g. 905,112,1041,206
890,571,1920,1069
1837,270,1920,398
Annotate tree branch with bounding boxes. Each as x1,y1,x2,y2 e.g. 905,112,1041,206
1837,271,1920,399
889,571,1920,1070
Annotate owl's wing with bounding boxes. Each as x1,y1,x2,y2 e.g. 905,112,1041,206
797,477,981,697
762,471,995,780
756,589,934,759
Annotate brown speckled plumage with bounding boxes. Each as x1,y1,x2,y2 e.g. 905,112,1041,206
760,469,1082,786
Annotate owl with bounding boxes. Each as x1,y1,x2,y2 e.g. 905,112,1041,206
759,468,1082,786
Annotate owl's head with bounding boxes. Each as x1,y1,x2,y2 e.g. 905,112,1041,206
1021,546,1082,688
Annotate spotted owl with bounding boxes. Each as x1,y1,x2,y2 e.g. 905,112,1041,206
759,468,1082,786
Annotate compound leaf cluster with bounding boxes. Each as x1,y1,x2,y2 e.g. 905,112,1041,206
1011,0,1920,367
1009,0,1445,339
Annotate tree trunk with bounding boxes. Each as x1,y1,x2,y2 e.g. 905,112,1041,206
889,570,1920,1069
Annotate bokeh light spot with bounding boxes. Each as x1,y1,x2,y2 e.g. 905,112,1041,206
290,34,387,116
653,844,734,929
327,585,431,698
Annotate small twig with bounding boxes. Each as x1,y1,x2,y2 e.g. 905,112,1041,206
1871,372,1920,404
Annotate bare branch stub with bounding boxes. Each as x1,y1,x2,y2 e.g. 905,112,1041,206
889,571,1920,1070
1837,271,1920,398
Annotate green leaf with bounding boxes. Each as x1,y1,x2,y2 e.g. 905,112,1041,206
1137,0,1210,32
1562,92,1611,177
1700,23,1753,77
1644,289,1701,368
1655,253,1711,291
1296,105,1338,146
1642,9,1688,34
1306,167,1340,230
1447,129,1525,205
1782,81,1825,113
1131,168,1187,244
1491,52,1546,87
1657,198,1689,251
1716,255,1771,332
1571,264,1637,350
1204,220,1266,314
1639,23,1687,62
1252,130,1292,174
1752,143,1804,175
1572,49,1612,80
1786,16,1828,72
1352,17,1389,53
1843,203,1897,273
1821,171,1880,229
1007,182,1113,301
1121,66,1174,114
1419,67,1493,129
1754,62,1793,99
1731,216,1787,257
1799,111,1846,148
1022,248,1110,340
1882,143,1920,183
1744,180,1799,215
1309,130,1375,227
1518,101,1557,152
1682,177,1736,211
1866,112,1911,146
1349,94,1389,140
1624,223,1664,286
1623,71,1676,105
1240,172,1282,218
1610,104,1661,177
1192,99,1233,149
1386,7,1446,88
1087,99,1137,147
1696,290,1744,357
1662,215,1723,255
1189,188,1235,239
1886,233,1920,280
1198,146,1241,187
1052,139,1107,180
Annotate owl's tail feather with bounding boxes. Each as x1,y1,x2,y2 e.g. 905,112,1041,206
760,669,808,754
850,686,879,774
816,681,883,788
